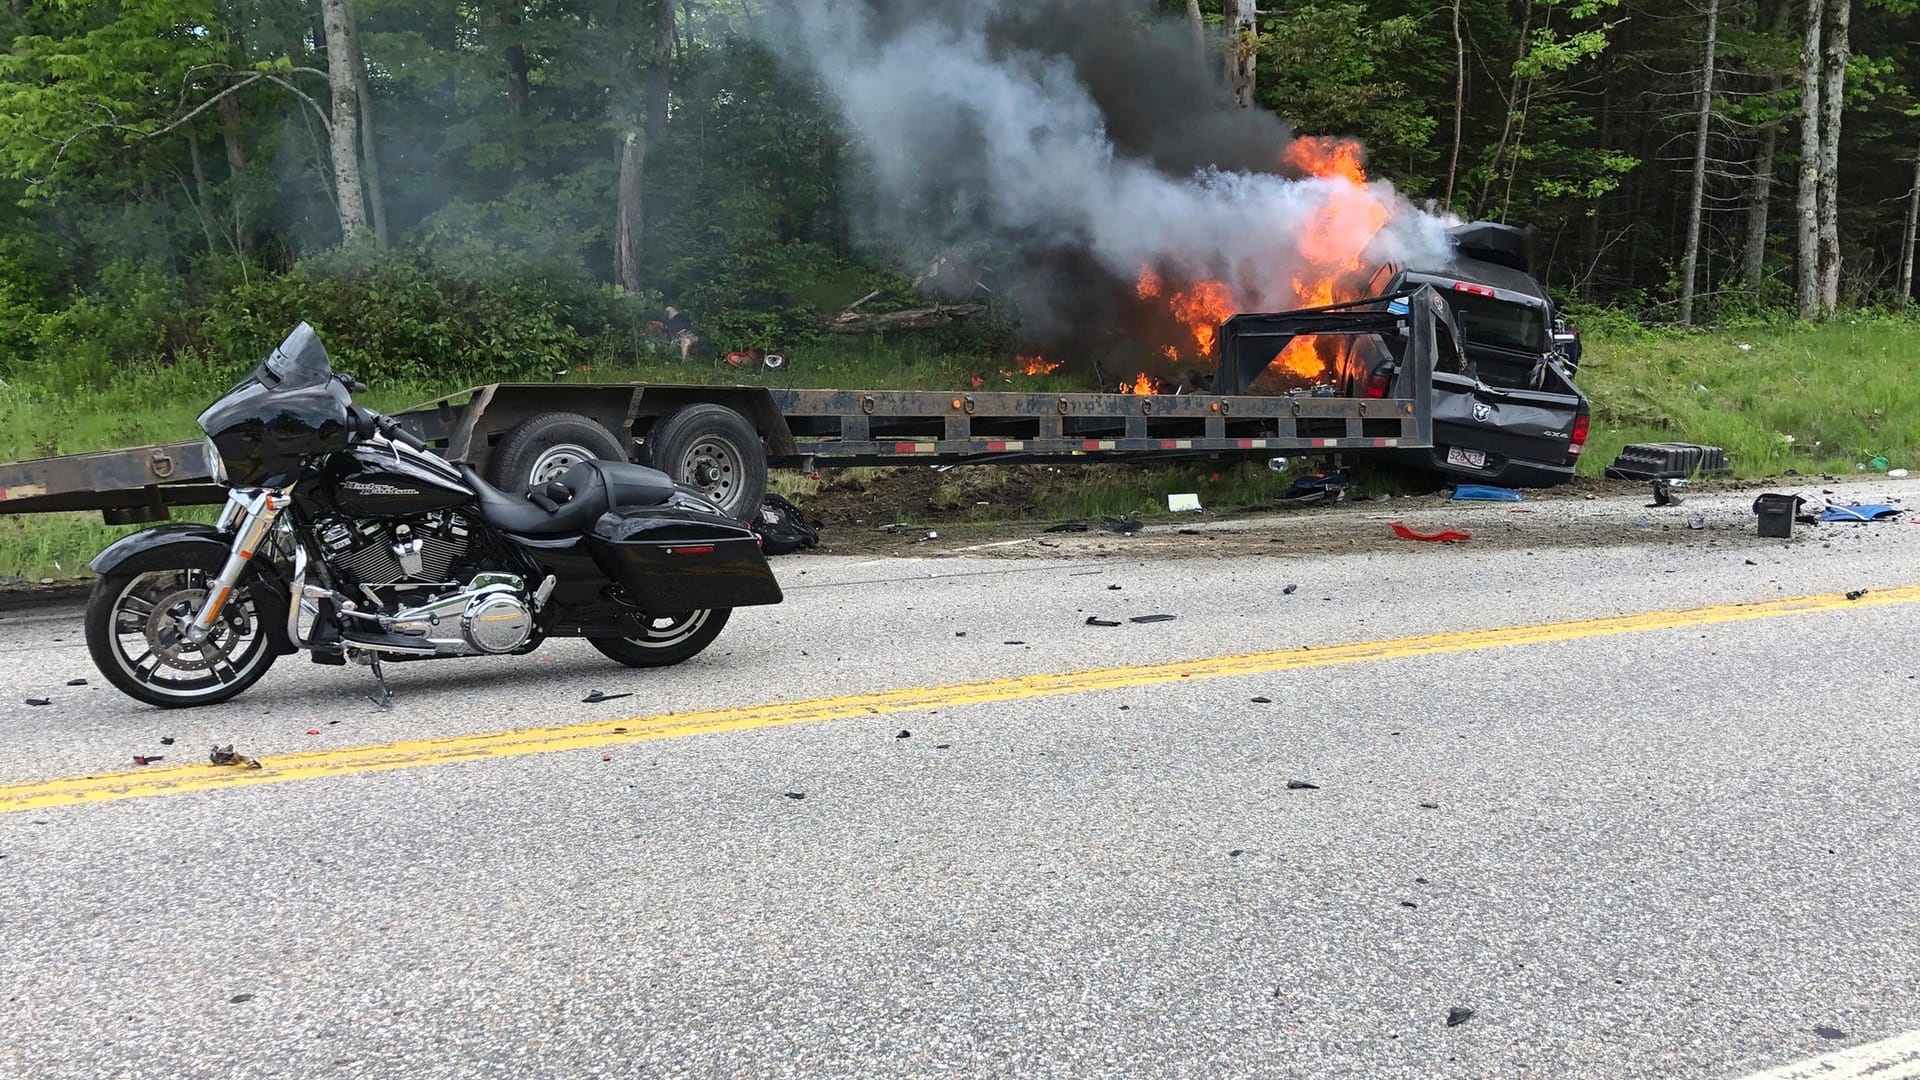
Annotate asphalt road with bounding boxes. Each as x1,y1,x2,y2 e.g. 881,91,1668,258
2,481,1917,1079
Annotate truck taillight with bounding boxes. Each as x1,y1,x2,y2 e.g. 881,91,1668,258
1364,372,1391,399
1569,413,1590,456
1452,282,1495,298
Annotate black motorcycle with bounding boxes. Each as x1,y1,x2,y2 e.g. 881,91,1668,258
83,323,783,709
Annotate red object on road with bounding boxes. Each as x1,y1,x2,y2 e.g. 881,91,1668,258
1392,522,1472,543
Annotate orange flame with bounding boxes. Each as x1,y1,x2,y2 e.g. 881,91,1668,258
1169,280,1234,357
1136,268,1163,299
1160,344,1178,361
1270,338,1328,379
1014,354,1062,375
1123,372,1160,395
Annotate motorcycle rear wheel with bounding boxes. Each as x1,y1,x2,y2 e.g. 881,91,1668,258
587,609,731,668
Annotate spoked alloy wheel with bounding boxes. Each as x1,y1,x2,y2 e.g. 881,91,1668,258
85,568,276,708
588,608,732,668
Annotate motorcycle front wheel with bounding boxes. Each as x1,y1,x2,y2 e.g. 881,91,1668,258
587,609,731,668
85,567,278,708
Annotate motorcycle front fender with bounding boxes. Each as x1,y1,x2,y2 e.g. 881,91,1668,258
88,524,297,655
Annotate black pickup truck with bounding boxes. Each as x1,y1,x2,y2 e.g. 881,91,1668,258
1371,223,1591,487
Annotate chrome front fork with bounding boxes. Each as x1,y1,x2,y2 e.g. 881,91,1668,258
187,488,292,644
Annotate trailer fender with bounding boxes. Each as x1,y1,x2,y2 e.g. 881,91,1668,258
89,524,296,655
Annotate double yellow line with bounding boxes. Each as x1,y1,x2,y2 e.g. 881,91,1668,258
3,584,1914,815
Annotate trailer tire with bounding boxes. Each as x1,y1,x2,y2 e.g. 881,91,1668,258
644,404,767,521
487,412,629,492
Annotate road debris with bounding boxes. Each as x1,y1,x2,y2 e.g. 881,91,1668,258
1101,516,1144,535
159,737,174,745
1822,504,1901,522
1814,1025,1848,1040
1085,617,1122,627
1251,696,1272,703
1167,493,1202,512
1419,802,1440,809
1392,523,1472,543
23,698,50,706
1283,584,1298,595
909,530,940,544
1753,493,1802,537
1452,484,1522,502
1446,1007,1475,1027
1648,479,1687,507
784,791,806,800
1130,614,1176,624
1846,589,1869,601
1107,584,1123,591
1044,521,1090,533
65,678,86,687
209,744,262,770
132,756,163,766
896,730,911,739
229,994,255,1005
1280,471,1349,504
1285,779,1319,790
1400,901,1418,909
582,690,634,704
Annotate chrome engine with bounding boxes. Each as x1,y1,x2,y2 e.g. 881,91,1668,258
314,510,473,595
387,573,536,655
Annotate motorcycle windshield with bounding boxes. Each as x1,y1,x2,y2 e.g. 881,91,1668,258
256,322,334,390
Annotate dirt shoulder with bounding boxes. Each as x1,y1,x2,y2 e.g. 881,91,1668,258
799,470,1911,561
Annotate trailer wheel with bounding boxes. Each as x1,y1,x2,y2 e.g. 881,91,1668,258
645,404,767,520
487,411,628,492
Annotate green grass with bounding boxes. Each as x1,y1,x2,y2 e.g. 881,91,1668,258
1575,314,1920,478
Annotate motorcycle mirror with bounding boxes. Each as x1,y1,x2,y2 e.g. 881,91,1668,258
339,373,370,394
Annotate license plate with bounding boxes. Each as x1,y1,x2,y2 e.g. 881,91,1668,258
1447,447,1487,469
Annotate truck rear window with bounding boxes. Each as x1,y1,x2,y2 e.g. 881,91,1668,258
1439,291,1546,354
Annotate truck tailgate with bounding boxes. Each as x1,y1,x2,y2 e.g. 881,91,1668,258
1430,371,1582,465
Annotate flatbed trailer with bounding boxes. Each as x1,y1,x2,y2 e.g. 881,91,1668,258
0,288,1450,524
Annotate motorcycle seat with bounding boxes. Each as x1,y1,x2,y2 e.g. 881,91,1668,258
462,459,678,537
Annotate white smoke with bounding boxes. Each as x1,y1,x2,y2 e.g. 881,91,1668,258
757,0,1452,320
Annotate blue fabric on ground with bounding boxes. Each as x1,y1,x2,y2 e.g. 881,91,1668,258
1821,504,1901,522
1452,484,1524,502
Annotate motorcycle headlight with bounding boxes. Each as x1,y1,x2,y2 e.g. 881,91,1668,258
202,434,228,484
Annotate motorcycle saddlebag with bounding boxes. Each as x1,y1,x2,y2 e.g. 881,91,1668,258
586,507,783,612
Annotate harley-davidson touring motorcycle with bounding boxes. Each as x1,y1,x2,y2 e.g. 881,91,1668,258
83,323,783,708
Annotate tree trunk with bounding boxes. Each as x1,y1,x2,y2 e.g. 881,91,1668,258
647,0,674,139
1223,0,1256,108
613,102,645,293
1678,0,1719,326
340,4,388,249
1899,140,1918,306
1185,0,1205,71
1741,120,1777,298
1794,0,1821,319
488,2,531,117
318,0,371,247
1815,0,1848,313
1444,0,1465,210
217,90,247,174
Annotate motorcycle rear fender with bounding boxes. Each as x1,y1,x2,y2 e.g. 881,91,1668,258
89,524,298,655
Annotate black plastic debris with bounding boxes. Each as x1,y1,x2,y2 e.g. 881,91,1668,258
1846,589,1869,601
1400,901,1418,909
1814,1026,1847,1040
229,994,254,1005
1229,849,1245,857
23,698,50,707
1044,521,1090,533
1286,779,1319,790
65,678,87,687
1130,614,1176,624
1446,1007,1475,1027
581,690,634,704
1280,471,1350,503
784,792,806,800
159,737,175,746
895,730,911,739
209,744,262,769
1419,802,1440,809
1177,529,1202,536
1004,640,1027,645
1415,877,1430,884
132,756,163,766
1647,479,1686,507
1744,559,1757,566
1085,617,1122,627
1100,516,1144,535
935,744,951,749
1107,584,1123,591
955,631,966,637
1251,696,1272,704
1282,584,1299,595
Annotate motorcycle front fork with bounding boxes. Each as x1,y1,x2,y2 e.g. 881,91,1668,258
186,488,292,645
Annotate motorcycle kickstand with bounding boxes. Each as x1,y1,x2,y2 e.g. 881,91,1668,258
358,651,394,710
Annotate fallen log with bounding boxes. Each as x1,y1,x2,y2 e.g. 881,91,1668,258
823,303,988,334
